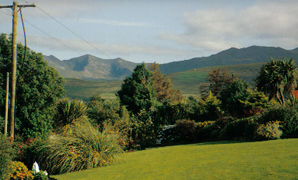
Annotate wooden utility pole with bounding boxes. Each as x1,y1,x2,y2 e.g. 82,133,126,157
4,72,9,136
0,2,36,140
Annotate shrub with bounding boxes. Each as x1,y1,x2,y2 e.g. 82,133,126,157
156,125,176,145
16,139,44,172
196,121,216,130
255,121,282,140
197,117,233,141
33,120,123,174
240,88,269,117
0,134,14,180
87,98,121,127
155,100,194,126
33,172,48,180
53,98,87,129
0,116,4,132
7,161,33,180
173,119,197,143
198,123,221,141
220,79,249,117
193,93,223,121
222,116,259,141
133,109,159,148
258,106,298,137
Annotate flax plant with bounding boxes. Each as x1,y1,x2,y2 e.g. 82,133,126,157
34,119,123,175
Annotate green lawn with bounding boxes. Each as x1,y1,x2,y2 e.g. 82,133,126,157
51,139,298,180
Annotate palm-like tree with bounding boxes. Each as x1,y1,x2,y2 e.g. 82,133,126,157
256,58,297,104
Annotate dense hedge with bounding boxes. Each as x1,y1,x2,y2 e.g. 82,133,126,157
157,104,298,145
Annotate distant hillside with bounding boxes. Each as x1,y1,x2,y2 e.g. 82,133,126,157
64,78,123,100
44,46,298,81
64,62,264,100
167,62,265,95
43,54,139,80
159,46,298,74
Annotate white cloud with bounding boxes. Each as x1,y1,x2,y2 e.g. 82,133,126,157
26,35,197,58
159,0,298,52
78,18,153,27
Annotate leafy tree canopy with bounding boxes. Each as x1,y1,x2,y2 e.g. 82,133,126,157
148,62,182,103
0,33,65,138
256,58,297,104
117,63,157,115
200,68,238,98
220,79,249,117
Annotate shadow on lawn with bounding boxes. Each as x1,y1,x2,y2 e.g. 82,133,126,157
191,140,250,146
151,140,250,150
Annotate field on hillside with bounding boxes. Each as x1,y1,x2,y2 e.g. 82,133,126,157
64,63,265,100
167,62,264,95
52,139,298,180
64,78,123,100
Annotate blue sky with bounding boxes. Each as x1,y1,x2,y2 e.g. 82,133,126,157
1,0,298,63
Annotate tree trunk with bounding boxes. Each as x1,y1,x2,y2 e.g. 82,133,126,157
276,91,283,104
278,88,285,105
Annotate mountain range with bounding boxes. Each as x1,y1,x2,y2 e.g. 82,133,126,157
43,46,298,81
43,54,138,81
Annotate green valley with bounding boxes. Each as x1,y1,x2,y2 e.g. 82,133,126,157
64,62,265,100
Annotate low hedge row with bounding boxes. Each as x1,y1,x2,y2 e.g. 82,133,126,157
158,105,298,145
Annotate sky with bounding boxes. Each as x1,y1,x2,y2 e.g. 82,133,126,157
1,0,298,64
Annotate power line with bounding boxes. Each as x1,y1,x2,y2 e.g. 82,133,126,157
24,19,82,56
36,6,111,59
1,7,82,56
0,10,12,16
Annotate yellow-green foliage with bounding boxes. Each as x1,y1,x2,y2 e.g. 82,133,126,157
196,121,216,129
195,92,223,121
34,120,123,175
8,161,33,180
240,88,269,111
256,121,282,140
87,98,121,126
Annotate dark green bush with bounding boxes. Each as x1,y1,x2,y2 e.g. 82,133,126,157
197,117,234,141
133,109,159,148
17,139,45,171
155,101,193,126
0,116,4,132
33,171,49,180
198,123,221,141
0,134,14,180
87,98,121,127
258,106,298,138
173,119,197,143
192,93,223,122
222,116,259,141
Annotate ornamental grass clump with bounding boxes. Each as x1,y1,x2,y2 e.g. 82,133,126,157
34,119,123,175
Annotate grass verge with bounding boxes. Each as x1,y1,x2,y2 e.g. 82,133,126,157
52,139,298,180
